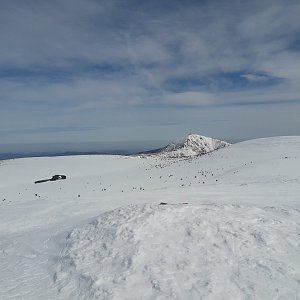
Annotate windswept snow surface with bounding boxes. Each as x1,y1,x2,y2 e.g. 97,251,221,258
141,134,230,158
1,136,300,299
56,204,300,300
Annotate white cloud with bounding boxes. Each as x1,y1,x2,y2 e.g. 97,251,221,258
241,74,269,82
160,92,216,106
1,0,300,143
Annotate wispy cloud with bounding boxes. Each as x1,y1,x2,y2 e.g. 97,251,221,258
0,0,300,143
241,74,271,82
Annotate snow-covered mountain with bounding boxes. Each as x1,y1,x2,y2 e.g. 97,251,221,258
141,134,230,158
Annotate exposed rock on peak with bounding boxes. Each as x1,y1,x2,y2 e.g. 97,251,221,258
142,134,230,158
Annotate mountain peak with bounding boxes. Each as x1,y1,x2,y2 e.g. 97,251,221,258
141,134,230,158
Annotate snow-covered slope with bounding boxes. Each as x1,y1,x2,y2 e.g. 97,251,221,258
141,134,230,158
56,203,300,299
1,136,300,299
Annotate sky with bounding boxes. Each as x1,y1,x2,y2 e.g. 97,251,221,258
1,0,300,152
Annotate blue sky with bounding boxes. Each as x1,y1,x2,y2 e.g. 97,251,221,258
1,0,300,150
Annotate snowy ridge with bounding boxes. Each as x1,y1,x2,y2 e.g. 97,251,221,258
55,203,300,299
142,134,230,158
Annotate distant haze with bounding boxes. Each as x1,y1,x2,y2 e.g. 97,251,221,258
0,140,183,160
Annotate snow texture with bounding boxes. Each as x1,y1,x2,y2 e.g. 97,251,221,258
1,136,300,299
55,204,300,300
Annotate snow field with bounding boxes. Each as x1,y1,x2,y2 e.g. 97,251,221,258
1,136,300,299
55,204,300,300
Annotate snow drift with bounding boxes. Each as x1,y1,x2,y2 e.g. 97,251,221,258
55,204,300,300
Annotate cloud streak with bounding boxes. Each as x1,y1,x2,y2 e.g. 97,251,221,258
0,0,300,144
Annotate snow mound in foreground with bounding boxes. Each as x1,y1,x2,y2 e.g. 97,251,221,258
55,204,300,299
146,134,230,158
